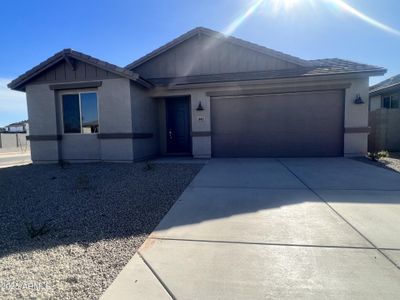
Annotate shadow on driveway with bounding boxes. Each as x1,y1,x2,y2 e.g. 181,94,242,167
1,158,400,258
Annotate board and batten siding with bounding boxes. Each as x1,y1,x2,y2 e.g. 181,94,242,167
29,60,119,85
132,34,301,79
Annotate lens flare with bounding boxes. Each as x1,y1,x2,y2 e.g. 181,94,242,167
326,0,400,36
223,0,400,37
223,0,265,36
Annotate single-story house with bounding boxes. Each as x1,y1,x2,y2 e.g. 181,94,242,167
368,75,400,152
4,120,29,133
8,27,386,163
369,74,400,111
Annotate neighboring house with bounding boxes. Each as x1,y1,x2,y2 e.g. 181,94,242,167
369,74,400,111
5,120,29,133
0,120,29,150
368,75,400,152
8,27,386,163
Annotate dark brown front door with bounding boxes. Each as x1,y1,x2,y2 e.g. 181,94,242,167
166,97,191,153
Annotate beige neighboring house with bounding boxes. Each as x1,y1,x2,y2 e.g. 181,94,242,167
0,120,29,150
369,74,400,111
368,75,400,152
5,120,29,133
8,27,386,163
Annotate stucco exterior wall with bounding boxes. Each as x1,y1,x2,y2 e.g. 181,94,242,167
131,83,159,161
98,78,134,161
26,78,136,163
152,75,371,158
61,135,100,161
25,84,60,162
343,77,370,156
24,69,372,162
190,91,211,158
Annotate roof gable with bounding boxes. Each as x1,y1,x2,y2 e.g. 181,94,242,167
126,27,311,78
9,49,152,91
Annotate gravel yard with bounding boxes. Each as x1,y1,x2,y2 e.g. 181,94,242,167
0,162,202,299
379,152,400,172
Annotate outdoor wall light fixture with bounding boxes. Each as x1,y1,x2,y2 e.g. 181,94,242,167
196,101,204,111
354,94,364,104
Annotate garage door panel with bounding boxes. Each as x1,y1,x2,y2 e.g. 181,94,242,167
211,90,344,157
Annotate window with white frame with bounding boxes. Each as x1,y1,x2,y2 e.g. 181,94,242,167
382,94,400,109
62,92,99,134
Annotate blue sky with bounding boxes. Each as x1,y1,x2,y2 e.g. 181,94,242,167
0,0,399,126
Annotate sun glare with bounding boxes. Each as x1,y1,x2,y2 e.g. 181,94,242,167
270,0,303,11
223,0,400,37
326,0,400,36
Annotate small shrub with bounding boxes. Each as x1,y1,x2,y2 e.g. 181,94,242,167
76,173,91,190
143,161,155,171
26,221,51,239
368,150,389,161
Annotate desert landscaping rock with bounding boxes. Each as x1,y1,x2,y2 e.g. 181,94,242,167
354,153,400,173
0,162,202,299
381,153,400,172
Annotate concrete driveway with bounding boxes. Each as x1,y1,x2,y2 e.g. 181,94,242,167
102,158,400,300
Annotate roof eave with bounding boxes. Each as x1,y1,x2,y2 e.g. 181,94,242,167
125,28,199,70
8,49,152,92
309,68,387,78
159,68,387,90
370,82,400,96
8,52,66,91
133,75,154,89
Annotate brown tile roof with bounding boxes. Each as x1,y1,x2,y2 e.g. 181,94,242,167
309,58,385,74
9,28,386,91
124,27,385,86
147,59,386,87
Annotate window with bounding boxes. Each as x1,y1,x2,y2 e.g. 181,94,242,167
62,92,99,134
382,94,400,109
391,95,400,109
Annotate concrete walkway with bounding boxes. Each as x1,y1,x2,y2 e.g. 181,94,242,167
0,150,31,168
101,158,400,300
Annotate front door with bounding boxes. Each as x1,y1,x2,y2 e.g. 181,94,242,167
166,97,191,153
